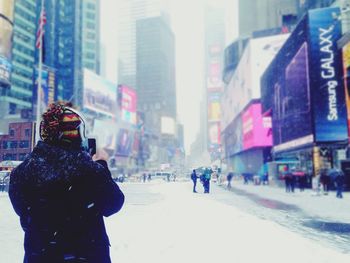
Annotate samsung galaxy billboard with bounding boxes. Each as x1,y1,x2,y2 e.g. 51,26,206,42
308,8,347,143
261,7,347,150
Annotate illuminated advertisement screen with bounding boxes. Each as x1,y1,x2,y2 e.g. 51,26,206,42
209,122,221,145
208,92,221,122
242,103,272,150
273,42,313,145
118,85,137,124
0,0,14,85
223,115,242,157
83,69,117,117
116,129,133,156
342,41,350,137
161,116,175,135
261,7,347,148
308,7,347,142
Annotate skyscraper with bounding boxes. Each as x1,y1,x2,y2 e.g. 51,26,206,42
136,15,176,134
117,0,169,89
43,0,100,106
0,0,37,116
204,3,225,162
238,0,298,38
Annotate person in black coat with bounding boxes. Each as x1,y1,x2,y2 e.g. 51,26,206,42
9,103,125,263
191,170,198,193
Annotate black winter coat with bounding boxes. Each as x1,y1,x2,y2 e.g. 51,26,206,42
9,141,125,263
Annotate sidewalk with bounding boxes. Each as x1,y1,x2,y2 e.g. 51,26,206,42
222,180,350,222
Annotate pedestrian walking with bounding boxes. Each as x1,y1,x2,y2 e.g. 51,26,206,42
227,172,233,189
142,172,147,183
203,168,212,193
191,170,198,193
335,170,345,199
9,102,125,263
284,171,291,193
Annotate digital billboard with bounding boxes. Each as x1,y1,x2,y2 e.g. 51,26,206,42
208,92,221,122
209,122,221,145
161,116,175,135
342,41,350,137
242,103,272,150
308,7,348,142
118,85,137,124
261,7,347,151
223,34,288,133
223,114,243,158
116,129,133,156
0,1,14,85
83,68,117,117
273,42,313,146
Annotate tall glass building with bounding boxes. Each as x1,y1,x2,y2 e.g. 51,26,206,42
0,0,37,116
117,0,169,89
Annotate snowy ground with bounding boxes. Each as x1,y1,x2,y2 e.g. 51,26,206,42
1,182,350,263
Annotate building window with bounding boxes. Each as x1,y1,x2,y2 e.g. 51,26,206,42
19,140,29,149
3,154,16,161
2,141,9,149
25,129,30,137
10,141,18,149
87,3,95,10
86,12,95,20
9,129,15,136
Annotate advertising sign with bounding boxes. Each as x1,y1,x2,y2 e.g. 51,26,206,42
342,41,350,137
0,1,14,85
116,129,133,156
224,34,288,133
208,92,221,122
83,69,117,117
223,115,243,158
209,122,221,145
272,42,313,146
161,116,175,135
118,85,137,124
242,103,272,150
309,7,348,142
0,56,11,85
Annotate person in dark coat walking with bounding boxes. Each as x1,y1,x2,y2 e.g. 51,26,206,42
335,170,345,199
227,172,233,189
191,170,198,193
9,103,125,263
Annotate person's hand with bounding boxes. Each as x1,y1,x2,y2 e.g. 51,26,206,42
92,148,109,161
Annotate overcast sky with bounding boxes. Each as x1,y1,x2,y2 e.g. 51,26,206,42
100,0,237,153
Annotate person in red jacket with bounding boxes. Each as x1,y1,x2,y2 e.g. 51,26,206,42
9,102,124,263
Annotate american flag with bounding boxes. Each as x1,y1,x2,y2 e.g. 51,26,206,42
35,6,47,49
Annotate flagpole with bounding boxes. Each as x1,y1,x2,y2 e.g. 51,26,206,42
35,0,44,144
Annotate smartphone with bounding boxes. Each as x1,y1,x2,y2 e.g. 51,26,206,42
88,138,96,156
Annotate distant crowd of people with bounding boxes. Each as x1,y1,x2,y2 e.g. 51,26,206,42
190,166,346,199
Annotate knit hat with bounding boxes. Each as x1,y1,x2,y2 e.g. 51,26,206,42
40,102,85,146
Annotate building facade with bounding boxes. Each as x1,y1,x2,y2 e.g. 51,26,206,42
117,0,169,89
0,122,35,161
0,0,37,116
204,3,225,162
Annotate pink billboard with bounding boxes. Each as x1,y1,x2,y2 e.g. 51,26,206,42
118,85,137,124
242,103,272,150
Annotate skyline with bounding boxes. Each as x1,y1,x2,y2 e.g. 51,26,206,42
100,0,237,154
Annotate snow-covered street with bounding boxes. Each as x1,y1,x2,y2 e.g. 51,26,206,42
1,181,350,263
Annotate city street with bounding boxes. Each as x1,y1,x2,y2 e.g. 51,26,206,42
1,180,350,263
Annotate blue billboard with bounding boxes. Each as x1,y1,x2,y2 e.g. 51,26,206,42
261,7,348,149
308,7,348,142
